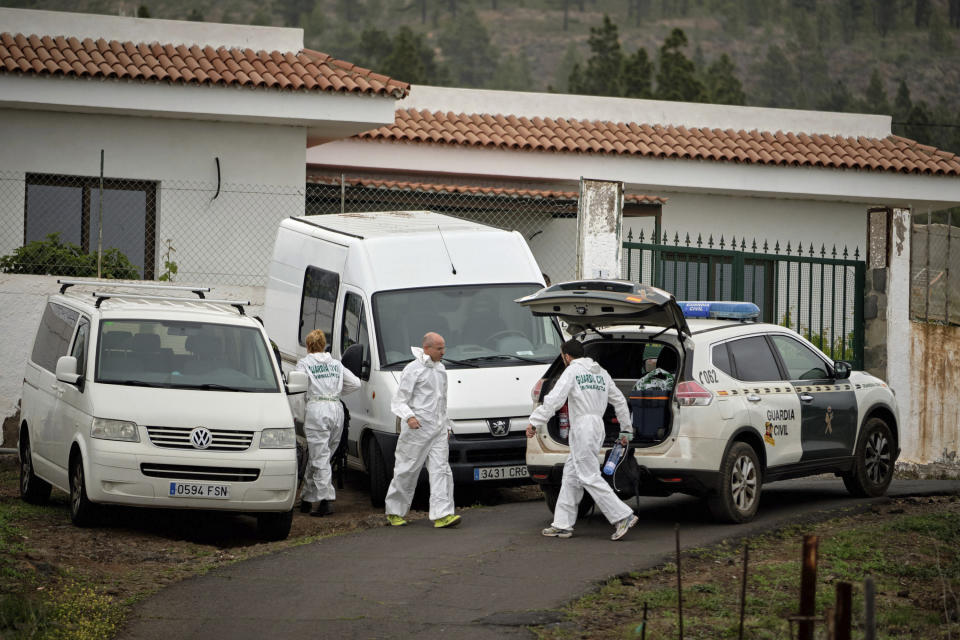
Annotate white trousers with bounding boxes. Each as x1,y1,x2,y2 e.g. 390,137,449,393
552,416,634,531
384,425,455,521
300,400,344,503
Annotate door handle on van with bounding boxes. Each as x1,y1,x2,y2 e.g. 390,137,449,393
746,394,761,402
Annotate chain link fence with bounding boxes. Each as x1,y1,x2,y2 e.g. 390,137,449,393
1,171,638,287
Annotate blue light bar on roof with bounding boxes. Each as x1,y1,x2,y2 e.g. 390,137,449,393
679,301,760,320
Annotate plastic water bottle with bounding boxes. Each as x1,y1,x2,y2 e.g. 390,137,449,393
558,403,570,440
603,442,624,476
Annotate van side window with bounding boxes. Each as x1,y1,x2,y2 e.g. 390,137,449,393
71,318,90,376
299,266,340,347
341,292,370,358
31,303,79,372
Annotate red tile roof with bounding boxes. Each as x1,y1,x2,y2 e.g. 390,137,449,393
0,32,408,98
358,109,960,176
306,175,666,205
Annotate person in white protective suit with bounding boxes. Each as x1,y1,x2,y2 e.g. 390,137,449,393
296,329,361,517
384,332,462,529
526,339,639,541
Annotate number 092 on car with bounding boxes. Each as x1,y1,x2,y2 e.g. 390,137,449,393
168,482,231,499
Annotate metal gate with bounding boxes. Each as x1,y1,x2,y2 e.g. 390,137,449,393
622,230,866,369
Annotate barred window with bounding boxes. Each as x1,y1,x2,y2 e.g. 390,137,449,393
910,208,960,325
24,173,157,279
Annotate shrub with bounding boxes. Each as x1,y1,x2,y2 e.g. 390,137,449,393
0,233,140,279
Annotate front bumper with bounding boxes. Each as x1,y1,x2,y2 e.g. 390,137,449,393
84,441,297,512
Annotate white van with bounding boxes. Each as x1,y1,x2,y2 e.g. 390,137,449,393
264,211,562,505
18,281,307,540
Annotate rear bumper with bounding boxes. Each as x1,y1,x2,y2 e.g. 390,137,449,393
526,462,717,498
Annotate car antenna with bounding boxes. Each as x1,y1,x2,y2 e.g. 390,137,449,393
437,225,457,275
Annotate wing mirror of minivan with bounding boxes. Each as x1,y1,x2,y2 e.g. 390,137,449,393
56,355,83,389
286,370,309,395
833,361,852,379
342,343,370,380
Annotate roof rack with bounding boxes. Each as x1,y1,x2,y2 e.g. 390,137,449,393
90,293,250,315
57,279,210,298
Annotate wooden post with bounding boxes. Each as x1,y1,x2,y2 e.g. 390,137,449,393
739,543,749,640
864,577,876,640
676,523,684,640
798,535,819,640
835,582,852,640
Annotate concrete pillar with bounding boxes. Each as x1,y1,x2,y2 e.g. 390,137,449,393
886,208,913,460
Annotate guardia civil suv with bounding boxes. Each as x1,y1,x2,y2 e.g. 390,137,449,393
518,280,899,523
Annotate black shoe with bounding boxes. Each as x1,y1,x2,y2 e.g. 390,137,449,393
299,500,312,514
310,500,330,517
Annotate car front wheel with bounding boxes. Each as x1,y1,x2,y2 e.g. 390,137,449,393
69,454,98,527
257,509,293,541
708,441,761,524
842,417,894,498
367,439,389,508
19,432,51,504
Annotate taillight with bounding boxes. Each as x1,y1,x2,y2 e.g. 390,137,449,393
531,378,545,403
675,381,713,406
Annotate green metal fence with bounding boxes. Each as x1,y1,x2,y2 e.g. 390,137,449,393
622,230,866,369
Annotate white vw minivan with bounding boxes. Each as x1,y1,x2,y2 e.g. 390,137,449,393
18,281,307,540
264,211,563,505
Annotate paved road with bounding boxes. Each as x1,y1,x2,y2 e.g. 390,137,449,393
121,478,960,640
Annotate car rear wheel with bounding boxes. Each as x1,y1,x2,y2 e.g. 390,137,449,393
69,454,98,527
19,432,51,505
842,417,894,498
257,509,293,541
708,441,761,524
541,485,595,518
367,439,389,508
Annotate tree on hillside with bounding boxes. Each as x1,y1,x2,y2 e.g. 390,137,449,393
861,68,891,115
278,0,314,27
951,0,960,27
873,0,899,37
623,47,654,98
655,28,706,102
930,11,953,52
704,54,745,105
893,79,913,122
904,101,932,142
438,7,498,88
819,79,854,112
490,52,535,91
551,43,582,93
753,44,797,108
915,0,932,27
187,8,204,21
568,15,625,97
793,49,831,109
837,0,868,41
136,5,150,18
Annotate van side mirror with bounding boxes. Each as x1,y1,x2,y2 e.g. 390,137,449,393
342,343,369,380
833,361,852,379
286,370,309,395
56,356,83,388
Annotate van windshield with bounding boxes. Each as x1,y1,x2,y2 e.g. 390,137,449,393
95,320,280,392
373,283,562,369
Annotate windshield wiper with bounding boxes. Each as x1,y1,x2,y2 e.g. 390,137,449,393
187,383,250,392
463,354,546,364
442,357,480,368
109,379,168,388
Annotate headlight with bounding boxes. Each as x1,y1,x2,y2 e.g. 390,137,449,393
91,418,140,442
260,428,296,449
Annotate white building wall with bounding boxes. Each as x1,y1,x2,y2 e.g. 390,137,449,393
0,108,305,284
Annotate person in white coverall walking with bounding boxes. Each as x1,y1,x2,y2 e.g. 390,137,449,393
526,339,639,541
385,332,461,529
297,329,361,517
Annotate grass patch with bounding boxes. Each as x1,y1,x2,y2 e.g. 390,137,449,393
532,498,960,640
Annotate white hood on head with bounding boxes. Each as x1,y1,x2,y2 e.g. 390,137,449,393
572,357,603,375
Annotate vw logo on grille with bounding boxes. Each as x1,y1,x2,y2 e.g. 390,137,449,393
190,427,212,450
487,418,510,437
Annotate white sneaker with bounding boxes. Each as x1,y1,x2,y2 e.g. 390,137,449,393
611,514,639,541
542,526,573,538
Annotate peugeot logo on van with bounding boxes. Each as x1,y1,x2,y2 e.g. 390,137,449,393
190,427,213,449
487,418,510,437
